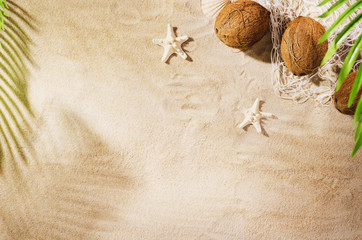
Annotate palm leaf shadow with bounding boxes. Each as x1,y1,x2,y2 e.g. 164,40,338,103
0,0,37,172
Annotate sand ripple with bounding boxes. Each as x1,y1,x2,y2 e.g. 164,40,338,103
116,0,174,25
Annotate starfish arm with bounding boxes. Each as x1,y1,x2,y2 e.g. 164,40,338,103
176,48,188,60
161,45,175,62
176,35,189,44
260,111,274,118
251,98,261,112
167,24,176,39
237,118,251,129
253,121,262,134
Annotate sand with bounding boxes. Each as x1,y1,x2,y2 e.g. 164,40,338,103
0,0,360,239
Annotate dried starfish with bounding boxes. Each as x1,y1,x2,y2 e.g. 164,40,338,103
152,24,189,63
237,98,275,134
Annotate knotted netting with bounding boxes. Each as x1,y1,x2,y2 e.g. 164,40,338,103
258,0,361,105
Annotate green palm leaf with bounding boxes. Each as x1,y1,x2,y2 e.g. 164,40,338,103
352,118,362,157
349,61,362,108
336,34,362,91
353,98,362,157
318,1,362,44
354,96,362,126
354,114,362,141
320,13,362,65
318,0,333,7
319,0,362,157
319,0,349,18
0,0,35,170
0,0,8,31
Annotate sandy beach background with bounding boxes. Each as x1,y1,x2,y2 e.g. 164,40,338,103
0,0,360,239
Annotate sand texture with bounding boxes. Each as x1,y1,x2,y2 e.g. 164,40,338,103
0,0,360,239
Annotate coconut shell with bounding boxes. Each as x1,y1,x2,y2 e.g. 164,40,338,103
214,0,270,50
281,16,328,75
334,71,362,115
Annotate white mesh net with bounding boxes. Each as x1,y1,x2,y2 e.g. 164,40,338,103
255,0,362,106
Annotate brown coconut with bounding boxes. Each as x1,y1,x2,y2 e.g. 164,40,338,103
334,71,362,115
214,0,270,49
281,16,328,75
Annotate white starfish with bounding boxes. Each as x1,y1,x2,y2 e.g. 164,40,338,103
237,98,275,134
152,24,189,63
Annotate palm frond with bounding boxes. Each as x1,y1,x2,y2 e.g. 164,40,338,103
319,0,349,18
349,58,362,108
336,34,362,91
319,0,362,157
0,0,7,32
318,0,333,7
352,117,362,157
354,94,362,125
321,13,362,65
354,111,362,140
0,0,36,170
318,1,362,44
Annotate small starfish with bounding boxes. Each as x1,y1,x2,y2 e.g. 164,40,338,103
237,98,275,134
152,24,189,63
